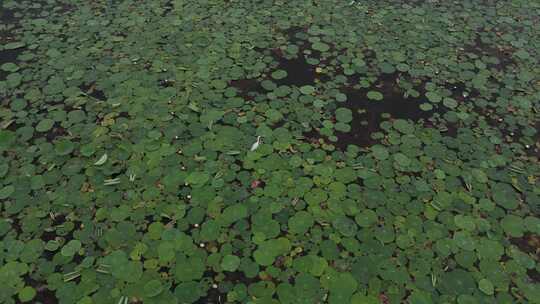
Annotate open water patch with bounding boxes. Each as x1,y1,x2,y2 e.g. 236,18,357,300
331,73,447,149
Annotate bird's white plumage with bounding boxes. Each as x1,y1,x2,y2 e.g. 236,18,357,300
250,136,262,151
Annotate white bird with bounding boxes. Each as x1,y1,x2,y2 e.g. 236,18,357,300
250,136,262,151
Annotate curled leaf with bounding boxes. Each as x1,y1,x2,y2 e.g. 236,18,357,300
94,153,107,166
104,178,121,186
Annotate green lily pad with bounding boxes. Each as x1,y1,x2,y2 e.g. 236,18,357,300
300,85,315,95
366,91,383,101
438,269,476,295
335,108,353,123
1,62,20,72
186,172,210,187
501,215,524,237
312,42,330,52
426,91,441,103
271,70,287,80
144,280,164,297
18,286,36,302
60,240,81,257
0,185,15,199
35,119,55,132
288,211,314,235
3,41,25,50
221,255,241,272
355,210,378,228
419,102,433,111
443,97,458,109
478,278,494,295
55,140,75,156
351,293,379,304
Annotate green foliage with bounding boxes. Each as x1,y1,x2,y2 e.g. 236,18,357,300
367,91,383,101
18,286,36,302
335,108,353,123
221,255,241,272
0,0,538,303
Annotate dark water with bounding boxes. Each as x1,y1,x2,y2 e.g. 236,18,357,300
195,287,226,304
465,35,516,69
0,7,22,80
0,47,20,65
273,53,318,87
510,234,540,282
269,27,447,149
80,83,107,101
333,73,437,149
229,78,261,101
22,276,58,304
194,270,257,304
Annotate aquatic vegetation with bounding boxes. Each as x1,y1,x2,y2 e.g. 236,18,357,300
0,0,539,303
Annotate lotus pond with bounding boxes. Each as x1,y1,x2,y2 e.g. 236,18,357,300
1,0,539,303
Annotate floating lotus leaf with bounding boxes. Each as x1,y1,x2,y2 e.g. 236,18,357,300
1,62,19,72
288,211,314,235
221,254,241,272
0,185,15,199
312,42,330,52
438,269,476,295
18,286,36,303
185,172,210,187
300,85,315,95
271,69,287,80
144,279,164,298
501,215,524,237
335,107,353,123
366,90,383,101
1,1,538,303
35,119,55,132
60,240,81,257
478,278,494,296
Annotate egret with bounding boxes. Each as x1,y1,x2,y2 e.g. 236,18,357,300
250,136,262,151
